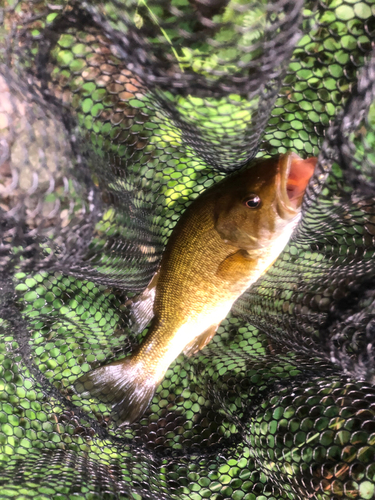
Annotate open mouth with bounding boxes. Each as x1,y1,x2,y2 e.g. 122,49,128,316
280,153,317,212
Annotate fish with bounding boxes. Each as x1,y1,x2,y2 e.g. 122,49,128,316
75,152,317,426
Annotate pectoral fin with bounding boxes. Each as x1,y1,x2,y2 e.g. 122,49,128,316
216,249,255,281
183,325,219,357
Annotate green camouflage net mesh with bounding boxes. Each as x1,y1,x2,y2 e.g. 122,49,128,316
1,0,375,498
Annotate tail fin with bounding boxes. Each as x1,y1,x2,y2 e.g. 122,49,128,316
74,357,157,426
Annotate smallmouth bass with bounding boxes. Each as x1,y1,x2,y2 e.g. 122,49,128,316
75,152,317,425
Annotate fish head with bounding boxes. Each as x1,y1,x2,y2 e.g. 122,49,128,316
213,153,317,251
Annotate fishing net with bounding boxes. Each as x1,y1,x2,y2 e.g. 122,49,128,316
1,0,375,498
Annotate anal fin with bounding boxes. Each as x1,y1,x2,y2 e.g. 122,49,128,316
183,325,219,357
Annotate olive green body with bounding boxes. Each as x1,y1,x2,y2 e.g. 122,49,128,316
75,153,316,426
131,156,301,383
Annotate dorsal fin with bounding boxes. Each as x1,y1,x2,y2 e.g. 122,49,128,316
127,270,159,333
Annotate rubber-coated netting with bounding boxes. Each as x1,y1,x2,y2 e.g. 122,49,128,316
1,0,375,498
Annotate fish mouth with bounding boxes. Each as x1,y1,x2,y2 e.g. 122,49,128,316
278,153,317,217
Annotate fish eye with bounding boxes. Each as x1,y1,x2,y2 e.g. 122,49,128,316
244,194,261,208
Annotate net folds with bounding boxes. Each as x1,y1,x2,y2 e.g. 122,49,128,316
1,0,375,499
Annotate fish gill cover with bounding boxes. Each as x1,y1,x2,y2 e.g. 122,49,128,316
0,0,375,498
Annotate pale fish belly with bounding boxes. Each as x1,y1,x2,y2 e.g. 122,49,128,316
253,214,301,276
153,298,235,381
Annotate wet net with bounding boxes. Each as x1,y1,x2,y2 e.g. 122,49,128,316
1,0,375,498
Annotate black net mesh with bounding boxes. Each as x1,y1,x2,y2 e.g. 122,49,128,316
1,0,375,498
